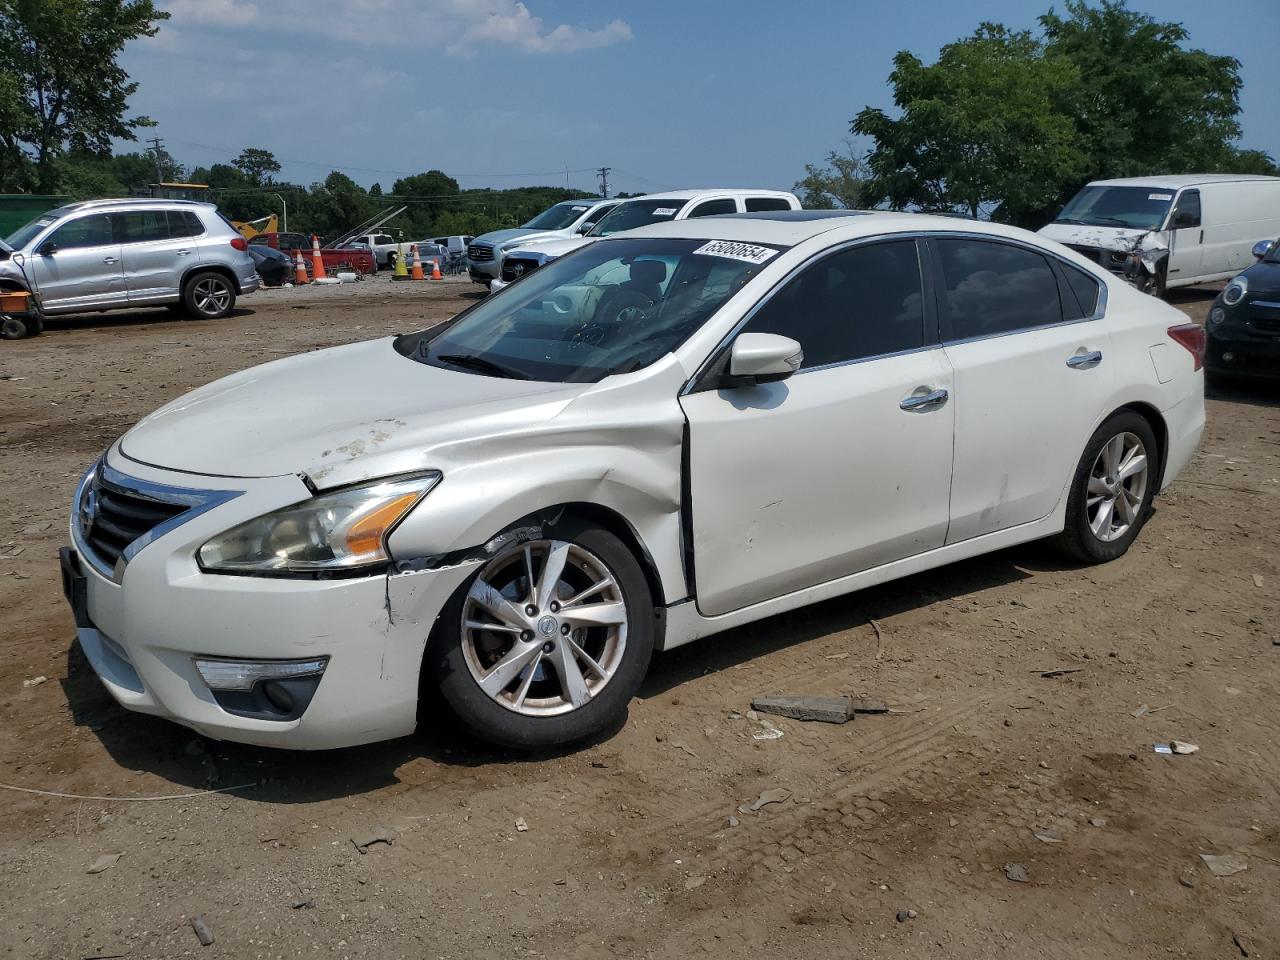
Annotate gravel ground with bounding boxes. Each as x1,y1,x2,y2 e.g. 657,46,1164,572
0,282,1277,960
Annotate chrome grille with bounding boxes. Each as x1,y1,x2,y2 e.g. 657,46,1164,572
467,243,494,263
79,469,187,570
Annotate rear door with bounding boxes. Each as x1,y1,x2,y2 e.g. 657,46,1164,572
931,236,1113,542
680,238,954,616
27,213,125,312
1165,189,1204,283
117,209,198,302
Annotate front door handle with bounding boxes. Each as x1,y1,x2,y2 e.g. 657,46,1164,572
900,387,949,412
102,256,118,265
176,249,191,256
1066,350,1103,369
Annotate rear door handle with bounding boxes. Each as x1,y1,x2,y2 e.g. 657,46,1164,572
176,249,192,256
1066,350,1103,369
102,256,118,265
900,388,949,411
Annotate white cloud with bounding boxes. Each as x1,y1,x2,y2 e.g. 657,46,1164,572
159,0,631,55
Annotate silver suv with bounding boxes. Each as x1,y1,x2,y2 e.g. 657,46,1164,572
0,199,260,338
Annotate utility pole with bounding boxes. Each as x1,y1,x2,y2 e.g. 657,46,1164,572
597,166,611,199
146,136,165,184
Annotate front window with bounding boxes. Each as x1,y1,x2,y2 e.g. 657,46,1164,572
588,199,685,236
522,202,593,231
1054,185,1175,230
5,215,58,250
396,237,783,383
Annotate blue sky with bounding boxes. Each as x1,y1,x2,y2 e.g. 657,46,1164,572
124,0,1280,197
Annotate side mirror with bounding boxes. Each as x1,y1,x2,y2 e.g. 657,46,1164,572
37,240,57,256
1253,239,1275,261
576,223,593,235
723,333,803,387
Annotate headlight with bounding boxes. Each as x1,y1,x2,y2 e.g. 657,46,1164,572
198,473,439,575
1222,277,1247,306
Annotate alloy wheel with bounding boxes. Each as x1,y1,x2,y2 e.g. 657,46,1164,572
461,539,628,717
1086,431,1149,542
193,278,231,316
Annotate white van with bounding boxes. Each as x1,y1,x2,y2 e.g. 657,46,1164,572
1038,174,1280,296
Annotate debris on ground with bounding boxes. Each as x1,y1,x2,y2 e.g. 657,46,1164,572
515,817,529,833
751,695,855,724
291,896,314,910
350,828,397,853
1233,930,1254,957
870,617,886,659
86,852,123,874
684,876,707,890
1251,574,1264,588
189,915,215,946
896,909,918,922
1170,740,1200,755
850,696,890,714
1178,867,1197,888
1033,828,1065,844
1154,743,1174,754
743,788,791,813
21,676,47,688
1200,853,1248,877
1038,667,1085,678
1088,817,1107,828
1131,703,1149,718
1004,862,1029,883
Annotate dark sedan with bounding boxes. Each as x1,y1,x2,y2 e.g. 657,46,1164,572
249,243,294,287
1206,239,1280,382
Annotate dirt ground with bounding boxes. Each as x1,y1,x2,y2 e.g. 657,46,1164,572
1,277,1277,960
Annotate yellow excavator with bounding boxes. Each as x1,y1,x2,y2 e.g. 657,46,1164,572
230,214,279,241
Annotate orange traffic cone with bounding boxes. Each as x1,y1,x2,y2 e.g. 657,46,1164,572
430,257,443,281
410,243,425,281
310,234,327,281
293,249,310,285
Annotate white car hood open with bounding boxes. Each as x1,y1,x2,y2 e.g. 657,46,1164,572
119,337,580,487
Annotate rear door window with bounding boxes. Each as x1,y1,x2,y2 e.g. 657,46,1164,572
933,238,1063,341
742,239,926,369
115,211,171,244
744,197,794,212
170,211,205,237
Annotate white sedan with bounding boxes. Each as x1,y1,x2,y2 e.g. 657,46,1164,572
62,211,1204,750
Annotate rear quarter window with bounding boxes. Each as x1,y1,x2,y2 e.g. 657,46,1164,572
1059,262,1102,320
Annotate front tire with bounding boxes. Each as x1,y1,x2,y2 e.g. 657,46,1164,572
431,522,655,750
181,271,236,320
1054,411,1159,563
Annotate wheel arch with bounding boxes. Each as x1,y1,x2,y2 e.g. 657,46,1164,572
1113,401,1169,491
181,262,242,296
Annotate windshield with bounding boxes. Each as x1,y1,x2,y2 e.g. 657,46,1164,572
588,199,685,237
1054,185,1175,230
522,201,593,231
5,215,57,250
396,237,782,383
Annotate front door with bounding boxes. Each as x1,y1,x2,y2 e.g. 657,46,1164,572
117,209,198,302
680,238,954,617
1165,189,1204,283
929,236,1115,543
28,213,125,312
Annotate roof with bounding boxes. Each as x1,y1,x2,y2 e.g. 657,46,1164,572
61,197,215,211
617,209,1030,247
1088,174,1280,188
622,188,798,202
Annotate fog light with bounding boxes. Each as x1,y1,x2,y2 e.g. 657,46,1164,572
1209,307,1225,327
1223,352,1235,363
194,657,328,692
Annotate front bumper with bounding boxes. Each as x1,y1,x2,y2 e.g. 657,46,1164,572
1206,301,1280,379
62,450,477,750
467,254,500,283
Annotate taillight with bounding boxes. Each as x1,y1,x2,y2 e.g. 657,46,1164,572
230,237,248,251
1168,323,1206,371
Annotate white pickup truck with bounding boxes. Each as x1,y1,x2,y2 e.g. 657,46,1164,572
342,233,403,270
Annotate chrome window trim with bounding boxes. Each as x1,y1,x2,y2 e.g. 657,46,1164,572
73,460,243,583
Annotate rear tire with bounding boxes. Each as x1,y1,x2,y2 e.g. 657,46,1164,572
181,271,236,320
1054,411,1159,563
429,521,655,750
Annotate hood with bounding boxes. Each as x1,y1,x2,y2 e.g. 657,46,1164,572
119,338,581,487
506,236,596,259
472,228,557,248
1038,222,1157,250
1239,259,1280,297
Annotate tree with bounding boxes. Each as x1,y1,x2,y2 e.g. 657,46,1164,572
0,0,168,193
392,170,460,201
231,147,281,188
794,141,873,209
853,24,1084,223
1040,0,1253,179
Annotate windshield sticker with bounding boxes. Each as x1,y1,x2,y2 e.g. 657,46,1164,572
692,240,779,265
1148,193,1173,201
571,206,588,211
651,207,678,216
